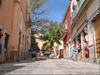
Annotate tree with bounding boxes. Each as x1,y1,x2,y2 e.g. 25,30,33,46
30,0,51,48
31,18,51,32
39,21,63,52
31,0,49,15
31,28,38,48
30,0,51,32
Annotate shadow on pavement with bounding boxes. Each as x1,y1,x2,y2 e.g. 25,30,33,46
0,63,25,74
14,57,47,63
37,57,47,61
0,57,47,74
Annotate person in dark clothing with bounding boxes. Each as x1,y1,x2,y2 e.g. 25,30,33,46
29,47,33,60
78,41,81,53
36,47,40,60
0,43,2,54
36,47,40,52
0,29,3,54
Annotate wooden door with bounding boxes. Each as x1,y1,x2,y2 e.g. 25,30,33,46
4,33,9,62
59,49,63,58
94,16,100,58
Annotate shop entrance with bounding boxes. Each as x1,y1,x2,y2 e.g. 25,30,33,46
83,27,89,58
77,34,82,59
93,16,100,58
59,49,63,58
4,33,9,62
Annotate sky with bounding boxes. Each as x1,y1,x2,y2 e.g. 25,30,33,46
43,0,68,23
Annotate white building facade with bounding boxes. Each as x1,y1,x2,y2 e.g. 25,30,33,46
70,0,100,63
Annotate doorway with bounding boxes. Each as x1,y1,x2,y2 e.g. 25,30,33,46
24,37,27,59
18,31,21,61
93,16,100,58
83,27,89,58
77,34,82,59
59,49,63,58
4,33,9,62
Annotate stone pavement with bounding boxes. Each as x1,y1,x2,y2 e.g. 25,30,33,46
0,58,99,75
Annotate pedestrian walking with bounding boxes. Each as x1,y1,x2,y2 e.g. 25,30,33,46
29,47,33,60
36,47,40,61
71,45,77,61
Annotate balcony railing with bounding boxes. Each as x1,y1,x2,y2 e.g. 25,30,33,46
61,29,68,40
25,13,31,28
71,0,85,25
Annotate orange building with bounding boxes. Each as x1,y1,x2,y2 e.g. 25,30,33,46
0,0,31,63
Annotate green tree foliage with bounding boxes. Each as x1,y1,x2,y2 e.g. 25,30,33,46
39,21,63,51
30,0,62,51
31,28,38,48
30,0,50,48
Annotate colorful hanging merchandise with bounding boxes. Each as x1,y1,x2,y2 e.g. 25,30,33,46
0,32,3,38
84,34,89,50
85,43,89,49
77,38,81,53
85,34,88,41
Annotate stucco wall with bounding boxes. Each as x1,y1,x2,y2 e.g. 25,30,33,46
86,0,99,62
87,0,100,46
88,22,93,46
0,0,14,33
11,2,21,51
20,0,28,20
63,6,72,44
0,0,5,25
11,0,31,51
21,0,31,49
0,0,31,62
87,0,99,20
3,0,14,33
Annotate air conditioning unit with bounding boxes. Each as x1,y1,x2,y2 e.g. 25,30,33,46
15,0,21,3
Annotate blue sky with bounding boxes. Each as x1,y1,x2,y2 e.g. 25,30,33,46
43,0,68,23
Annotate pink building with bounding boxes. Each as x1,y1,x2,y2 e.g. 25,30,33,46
0,0,31,63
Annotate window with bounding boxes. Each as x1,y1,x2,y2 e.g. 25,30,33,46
0,0,1,8
65,21,68,29
73,6,75,10
77,0,79,2
19,12,23,30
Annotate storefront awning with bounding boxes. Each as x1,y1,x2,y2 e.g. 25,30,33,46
76,21,88,36
72,21,87,40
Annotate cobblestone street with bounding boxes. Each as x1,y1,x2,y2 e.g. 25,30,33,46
0,59,99,75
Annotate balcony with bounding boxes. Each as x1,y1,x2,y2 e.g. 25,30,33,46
61,28,68,40
71,0,85,25
25,13,31,28
15,0,21,3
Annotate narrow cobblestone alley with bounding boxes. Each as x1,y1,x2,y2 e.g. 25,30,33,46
0,59,99,75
